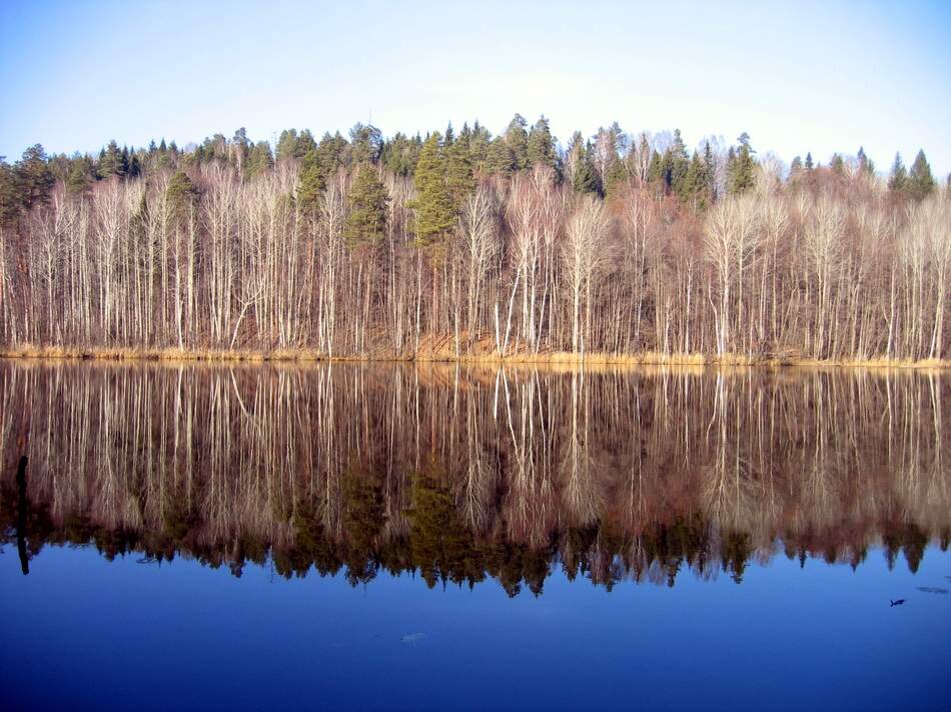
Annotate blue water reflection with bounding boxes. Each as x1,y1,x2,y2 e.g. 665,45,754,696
2,544,949,711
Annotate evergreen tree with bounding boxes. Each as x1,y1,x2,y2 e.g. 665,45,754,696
804,152,814,172
857,146,874,176
566,132,598,194
526,116,557,171
66,156,94,197
830,153,845,176
466,121,492,173
603,159,628,197
316,132,349,177
229,126,251,171
297,129,317,155
344,164,389,248
276,129,300,162
727,133,756,194
15,144,54,210
667,129,690,196
411,133,455,248
98,139,128,178
381,132,421,177
297,149,326,216
702,141,717,202
248,141,274,177
907,149,935,201
789,156,803,179
486,137,516,176
165,170,200,224
680,151,709,207
647,149,664,188
503,114,529,170
349,123,383,164
887,153,907,192
446,138,475,209
0,160,20,226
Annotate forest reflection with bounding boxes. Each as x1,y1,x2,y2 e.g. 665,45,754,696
2,362,949,595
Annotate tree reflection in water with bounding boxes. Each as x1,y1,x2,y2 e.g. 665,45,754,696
1,362,949,594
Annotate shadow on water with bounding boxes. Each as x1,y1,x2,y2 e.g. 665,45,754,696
2,361,950,593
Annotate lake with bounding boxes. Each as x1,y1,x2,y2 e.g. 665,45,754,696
1,362,949,710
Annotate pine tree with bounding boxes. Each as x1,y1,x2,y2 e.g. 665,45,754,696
667,129,690,196
344,164,389,248
504,114,529,170
467,122,492,172
297,149,325,216
907,149,935,201
887,153,907,192
647,149,664,189
349,123,383,165
15,144,54,210
166,170,200,224
680,151,709,207
381,133,420,177
603,159,628,197
297,129,317,155
66,157,94,197
316,132,348,177
727,133,756,194
565,133,598,194
804,152,814,172
857,146,874,176
446,139,475,209
703,141,717,202
789,156,803,179
526,116,557,171
0,160,20,226
276,129,300,162
248,141,274,177
98,139,127,178
486,137,516,176
412,134,455,248
830,153,845,176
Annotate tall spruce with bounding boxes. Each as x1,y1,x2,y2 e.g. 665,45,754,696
412,133,455,248
727,133,756,194
907,150,935,201
15,144,54,210
345,164,389,248
526,116,558,171
887,153,907,192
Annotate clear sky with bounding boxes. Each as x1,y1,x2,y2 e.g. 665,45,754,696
1,0,949,176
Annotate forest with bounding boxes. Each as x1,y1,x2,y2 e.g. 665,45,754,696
2,363,948,591
0,116,948,363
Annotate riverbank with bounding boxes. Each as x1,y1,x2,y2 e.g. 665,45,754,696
1,344,948,370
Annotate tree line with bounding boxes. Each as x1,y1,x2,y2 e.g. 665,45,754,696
0,117,948,361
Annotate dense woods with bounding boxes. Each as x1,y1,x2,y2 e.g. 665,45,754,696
3,363,948,590
0,118,948,362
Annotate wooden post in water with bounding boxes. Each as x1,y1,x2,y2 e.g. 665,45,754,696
16,455,29,575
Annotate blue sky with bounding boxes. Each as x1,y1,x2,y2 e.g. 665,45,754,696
1,0,949,176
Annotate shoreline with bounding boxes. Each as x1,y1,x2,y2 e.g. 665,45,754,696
0,345,948,370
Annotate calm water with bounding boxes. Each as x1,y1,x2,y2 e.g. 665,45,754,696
1,362,949,710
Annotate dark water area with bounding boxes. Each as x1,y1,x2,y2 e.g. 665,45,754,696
1,362,949,710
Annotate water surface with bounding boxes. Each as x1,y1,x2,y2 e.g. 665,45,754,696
1,363,949,710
